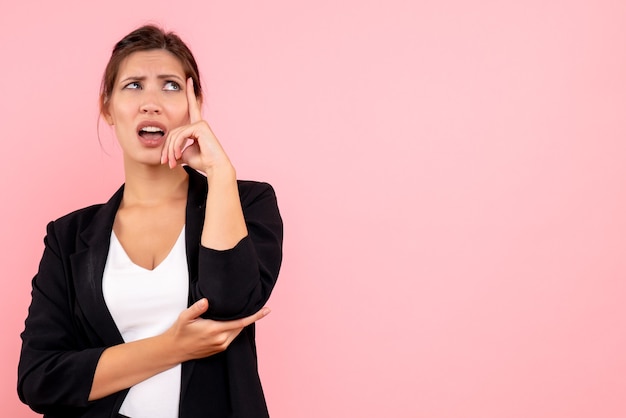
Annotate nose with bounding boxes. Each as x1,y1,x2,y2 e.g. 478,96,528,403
140,93,162,114
140,103,162,114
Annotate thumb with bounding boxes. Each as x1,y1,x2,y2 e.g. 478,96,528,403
180,298,209,321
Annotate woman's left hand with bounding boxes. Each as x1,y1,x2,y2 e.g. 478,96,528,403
161,78,233,177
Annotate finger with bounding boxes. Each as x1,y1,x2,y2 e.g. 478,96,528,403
167,125,197,167
186,77,202,123
161,126,184,166
161,129,174,165
211,308,270,332
222,327,245,348
167,129,180,168
165,127,185,168
160,141,168,165
238,307,271,329
179,298,209,321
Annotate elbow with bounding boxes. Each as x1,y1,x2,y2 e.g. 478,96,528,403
202,278,267,320
18,375,54,414
198,267,278,320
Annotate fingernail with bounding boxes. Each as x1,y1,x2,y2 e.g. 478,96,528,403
262,308,271,316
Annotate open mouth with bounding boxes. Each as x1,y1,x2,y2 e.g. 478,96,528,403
138,126,165,141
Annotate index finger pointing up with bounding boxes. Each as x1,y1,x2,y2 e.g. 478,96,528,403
186,77,202,123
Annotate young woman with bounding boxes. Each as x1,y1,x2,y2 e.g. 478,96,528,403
18,25,283,418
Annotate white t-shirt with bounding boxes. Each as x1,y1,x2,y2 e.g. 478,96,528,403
102,228,189,418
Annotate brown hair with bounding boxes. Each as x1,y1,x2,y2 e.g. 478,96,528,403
99,25,203,115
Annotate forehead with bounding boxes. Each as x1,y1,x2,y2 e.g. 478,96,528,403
117,49,186,78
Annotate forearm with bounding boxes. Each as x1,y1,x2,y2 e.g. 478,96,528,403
201,164,247,250
193,180,283,319
89,297,267,400
89,334,181,401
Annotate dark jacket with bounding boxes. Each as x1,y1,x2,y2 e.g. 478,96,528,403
18,166,283,417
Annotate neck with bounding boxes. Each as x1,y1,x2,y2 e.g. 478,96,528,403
122,159,189,207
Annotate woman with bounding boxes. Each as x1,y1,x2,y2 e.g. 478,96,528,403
17,25,283,418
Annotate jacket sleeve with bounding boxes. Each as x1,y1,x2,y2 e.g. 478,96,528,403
17,221,105,413
191,181,283,320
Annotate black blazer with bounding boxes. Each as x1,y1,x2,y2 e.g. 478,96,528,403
18,166,283,418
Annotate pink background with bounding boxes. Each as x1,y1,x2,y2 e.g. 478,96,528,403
1,1,625,417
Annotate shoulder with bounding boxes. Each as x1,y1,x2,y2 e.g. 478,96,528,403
44,204,105,243
236,181,282,226
50,201,109,229
53,204,105,226
186,166,277,203
186,166,276,200
237,180,277,202
43,183,123,248
237,181,280,215
45,183,124,240
185,166,279,214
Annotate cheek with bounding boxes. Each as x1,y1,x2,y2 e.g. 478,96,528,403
109,109,137,141
113,108,139,132
166,103,191,126
114,124,132,139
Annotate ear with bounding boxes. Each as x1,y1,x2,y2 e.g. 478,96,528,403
101,106,114,125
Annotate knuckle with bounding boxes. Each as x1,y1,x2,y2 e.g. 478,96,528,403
219,340,230,351
216,334,229,346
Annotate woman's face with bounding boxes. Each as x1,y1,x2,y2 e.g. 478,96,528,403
104,49,191,166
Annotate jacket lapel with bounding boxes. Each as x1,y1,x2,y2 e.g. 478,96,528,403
70,185,125,346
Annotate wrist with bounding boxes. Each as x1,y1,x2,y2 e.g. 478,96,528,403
157,329,186,365
205,161,236,184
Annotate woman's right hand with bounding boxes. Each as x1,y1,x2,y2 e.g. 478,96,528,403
90,299,268,401
165,298,270,361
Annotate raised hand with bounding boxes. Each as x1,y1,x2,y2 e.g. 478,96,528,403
161,78,233,177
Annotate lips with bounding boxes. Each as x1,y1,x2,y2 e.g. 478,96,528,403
136,121,167,147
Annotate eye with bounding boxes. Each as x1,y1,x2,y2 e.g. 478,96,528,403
164,81,181,91
124,81,141,90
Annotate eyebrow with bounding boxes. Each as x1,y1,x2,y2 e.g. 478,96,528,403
119,74,185,84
